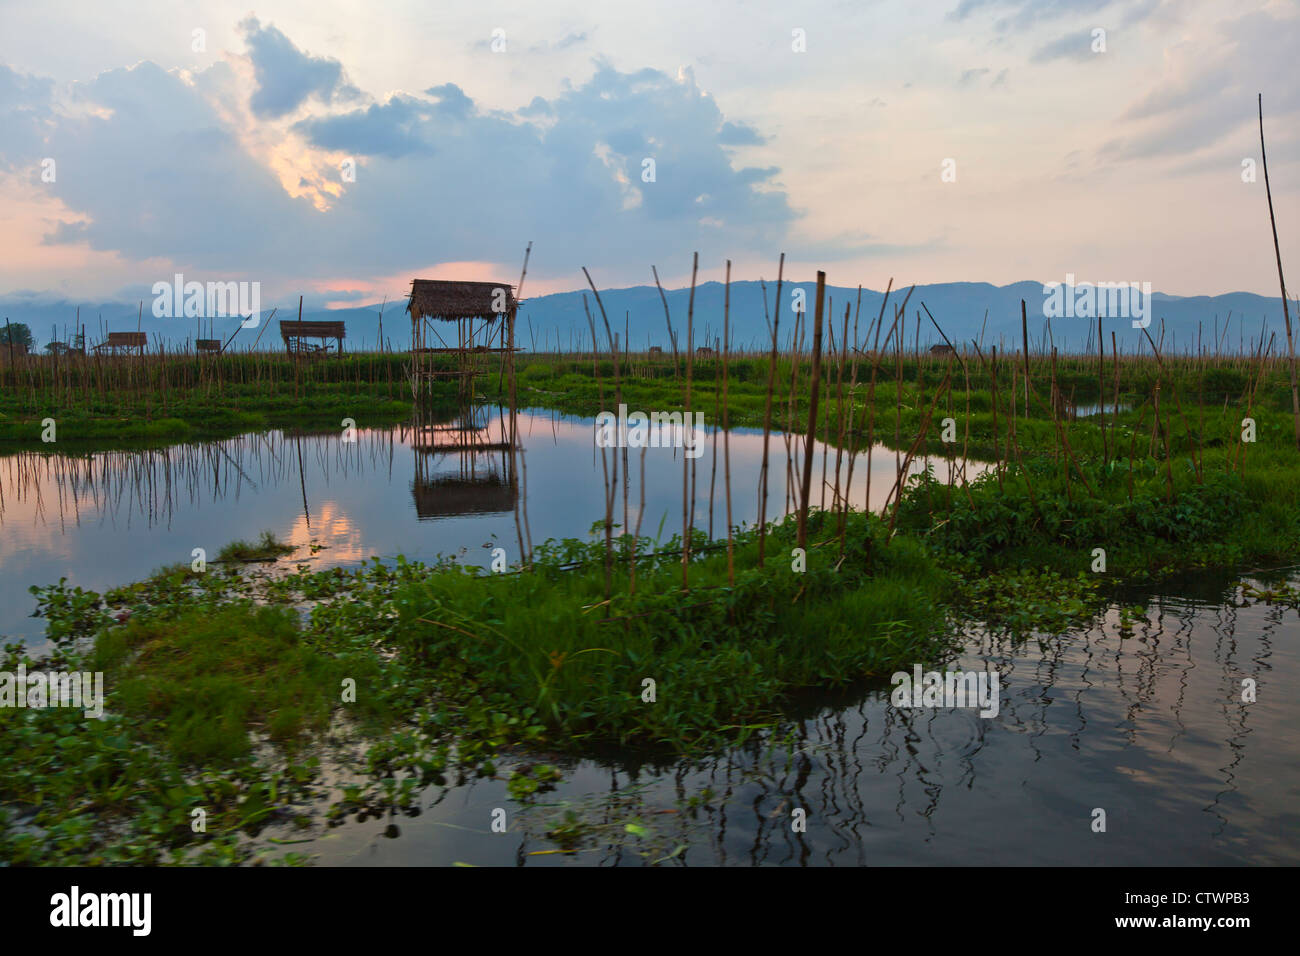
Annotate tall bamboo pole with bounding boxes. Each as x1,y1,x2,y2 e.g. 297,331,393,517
1258,93,1299,451
797,271,826,550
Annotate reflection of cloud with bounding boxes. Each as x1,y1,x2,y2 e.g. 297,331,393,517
286,499,371,566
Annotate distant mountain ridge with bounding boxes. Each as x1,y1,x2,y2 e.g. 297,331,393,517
1,281,1288,355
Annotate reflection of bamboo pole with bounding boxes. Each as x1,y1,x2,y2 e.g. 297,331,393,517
295,432,311,529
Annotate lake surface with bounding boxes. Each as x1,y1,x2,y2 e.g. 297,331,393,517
297,569,1299,866
0,408,975,645
2,410,1295,866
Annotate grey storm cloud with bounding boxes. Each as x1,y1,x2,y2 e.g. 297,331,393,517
9,33,794,283
240,17,359,118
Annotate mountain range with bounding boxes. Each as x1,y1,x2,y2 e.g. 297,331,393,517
1,281,1289,356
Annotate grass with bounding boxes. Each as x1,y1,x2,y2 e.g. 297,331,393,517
0,352,415,446
4,340,1300,864
91,604,346,761
216,531,296,564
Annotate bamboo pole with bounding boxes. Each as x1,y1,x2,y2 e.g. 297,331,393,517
756,254,784,568
1258,93,1299,451
797,271,826,550
722,260,735,585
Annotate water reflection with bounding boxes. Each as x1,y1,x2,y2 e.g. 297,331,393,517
1,414,1293,866
0,408,983,642
404,406,517,519
296,571,1298,866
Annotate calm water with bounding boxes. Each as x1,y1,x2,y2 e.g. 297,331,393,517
297,571,1299,866
0,408,974,645
2,411,1295,865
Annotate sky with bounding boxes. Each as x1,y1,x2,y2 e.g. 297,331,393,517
0,0,1296,308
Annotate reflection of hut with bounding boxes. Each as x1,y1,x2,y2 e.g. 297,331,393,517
406,406,518,519
407,280,520,399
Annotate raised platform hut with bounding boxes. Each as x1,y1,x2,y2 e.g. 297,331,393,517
92,331,147,356
407,279,518,397
280,319,345,354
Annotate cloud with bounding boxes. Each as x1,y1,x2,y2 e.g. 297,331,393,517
960,67,990,86
28,60,320,271
1097,8,1300,164
950,0,1113,32
0,64,54,167
294,94,438,159
14,35,792,290
240,17,359,118
1031,29,1101,62
528,31,589,53
718,120,766,146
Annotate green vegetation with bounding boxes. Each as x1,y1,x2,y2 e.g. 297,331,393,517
1,322,33,350
0,503,1089,865
0,352,414,446
216,531,296,564
3,340,1300,864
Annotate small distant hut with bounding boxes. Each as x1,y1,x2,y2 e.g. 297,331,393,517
696,345,715,356
93,331,148,356
407,279,519,397
929,343,955,356
280,319,345,355
648,345,664,355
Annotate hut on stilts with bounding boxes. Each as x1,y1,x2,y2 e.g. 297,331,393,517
406,279,520,400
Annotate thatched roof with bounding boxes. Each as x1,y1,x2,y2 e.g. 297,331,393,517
407,279,517,322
